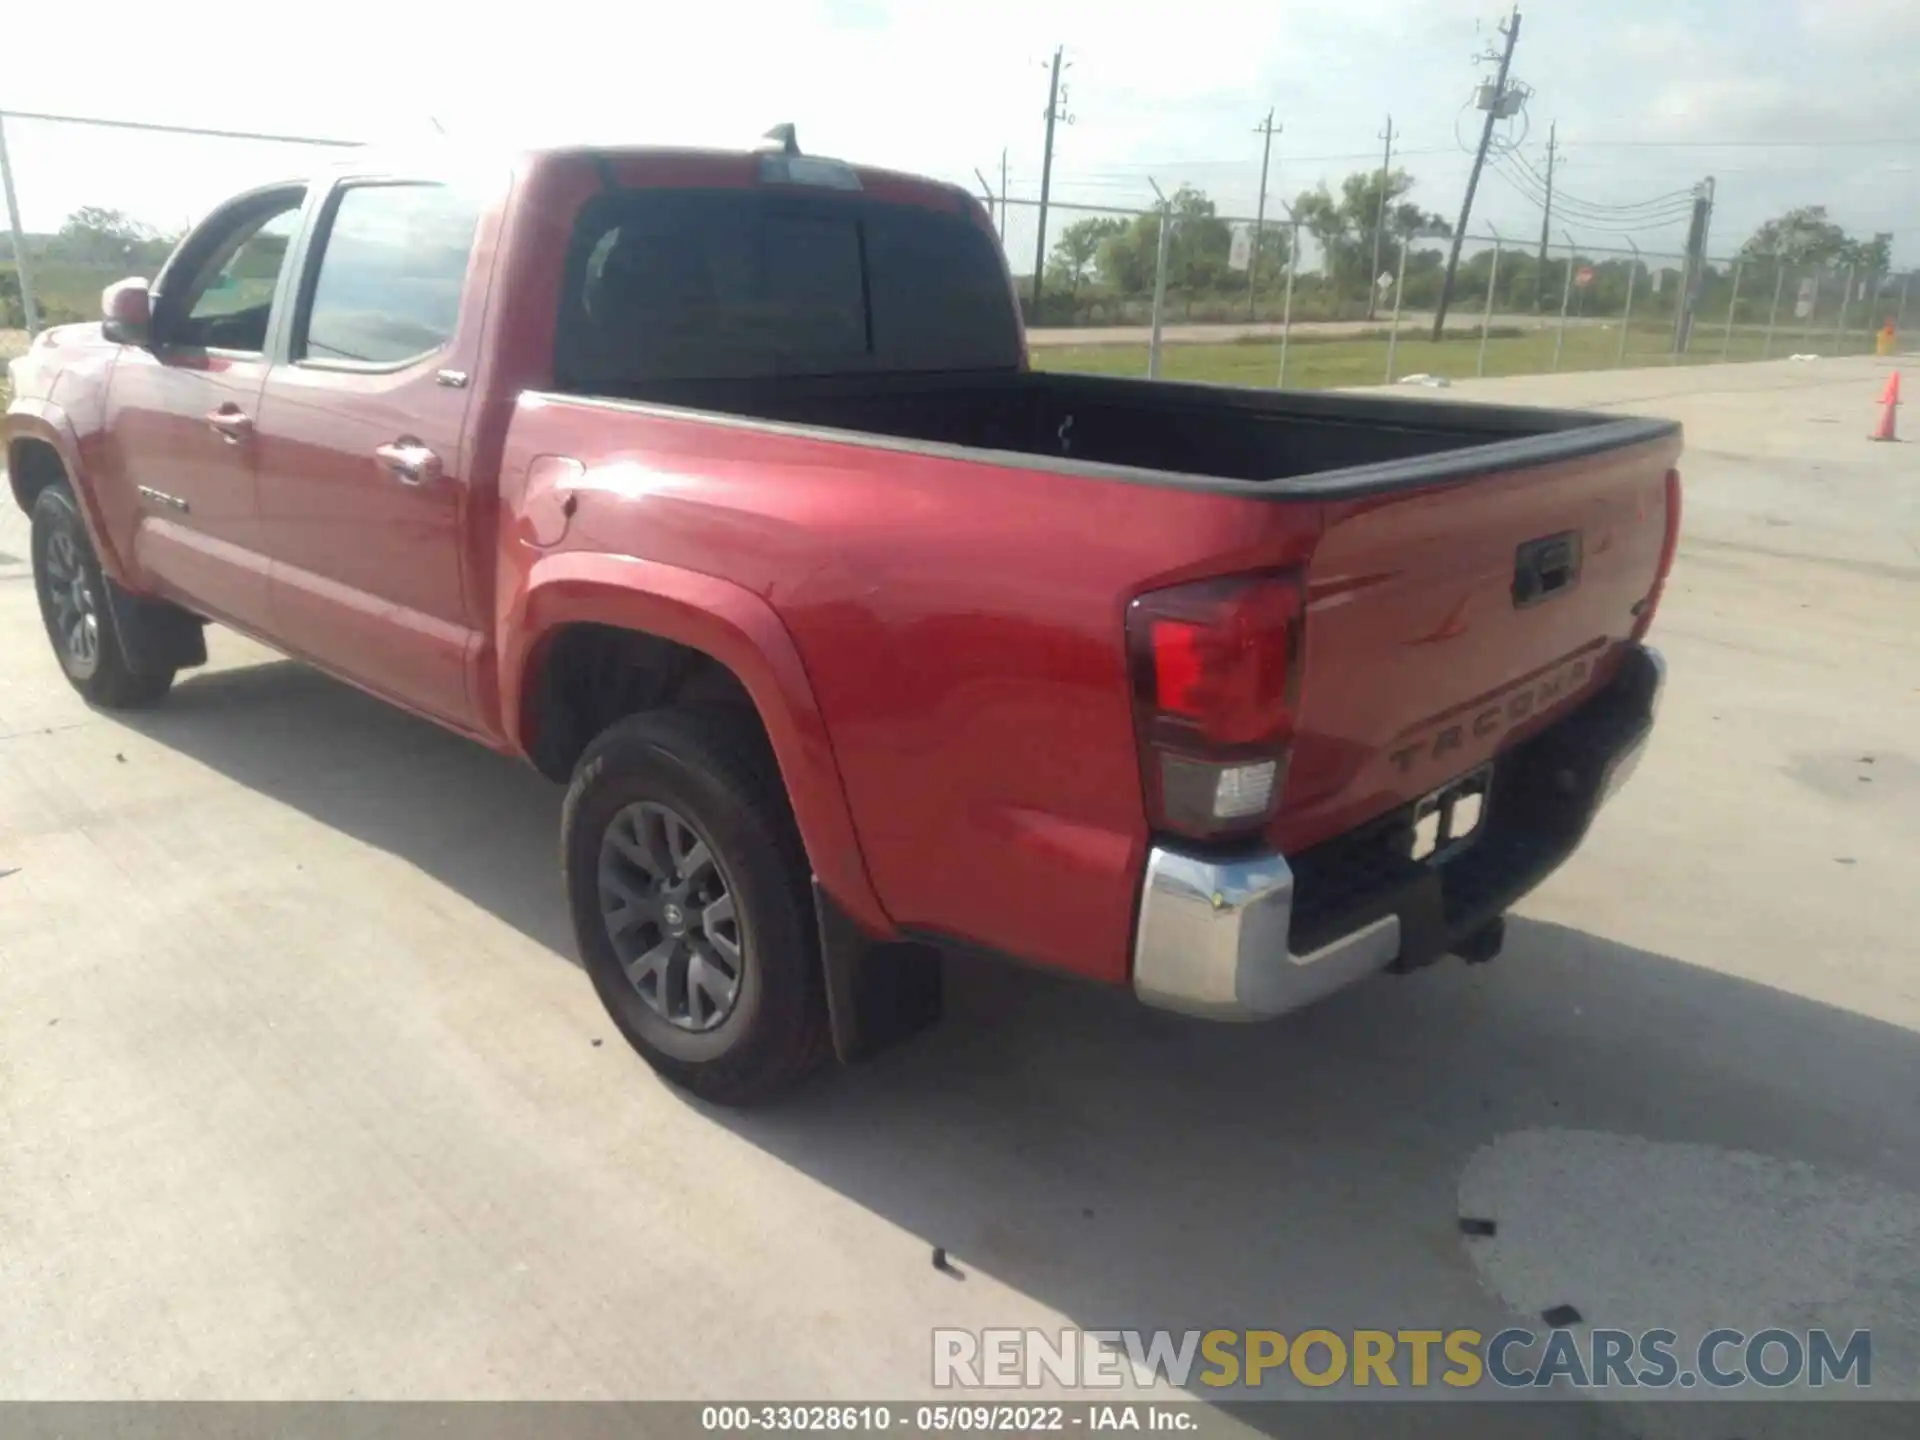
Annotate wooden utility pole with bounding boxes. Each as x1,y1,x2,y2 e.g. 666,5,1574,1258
1534,121,1557,310
1432,6,1522,341
1365,115,1394,320
1031,47,1067,317
1247,109,1279,319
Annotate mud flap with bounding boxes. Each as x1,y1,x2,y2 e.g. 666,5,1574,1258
105,579,206,675
813,880,943,1063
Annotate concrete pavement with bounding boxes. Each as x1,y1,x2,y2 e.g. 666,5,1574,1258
2,355,1917,1432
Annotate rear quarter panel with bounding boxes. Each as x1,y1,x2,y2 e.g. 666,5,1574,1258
498,396,1324,984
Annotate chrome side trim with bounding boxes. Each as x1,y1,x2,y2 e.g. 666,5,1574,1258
136,486,189,513
1133,847,1402,1021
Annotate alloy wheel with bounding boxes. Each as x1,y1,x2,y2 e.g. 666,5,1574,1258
597,801,745,1032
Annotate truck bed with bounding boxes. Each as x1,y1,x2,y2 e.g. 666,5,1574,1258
569,368,1676,496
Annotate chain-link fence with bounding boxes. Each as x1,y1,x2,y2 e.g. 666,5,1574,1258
5,107,1914,389
986,189,1916,386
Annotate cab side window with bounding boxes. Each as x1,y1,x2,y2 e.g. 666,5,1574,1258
170,193,305,353
298,183,480,367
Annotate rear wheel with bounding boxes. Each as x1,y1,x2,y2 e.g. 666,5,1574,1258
30,484,175,709
563,709,829,1105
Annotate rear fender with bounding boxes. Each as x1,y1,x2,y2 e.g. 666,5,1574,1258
504,551,894,938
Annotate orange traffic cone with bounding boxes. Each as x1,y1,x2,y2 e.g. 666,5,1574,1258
1870,371,1900,442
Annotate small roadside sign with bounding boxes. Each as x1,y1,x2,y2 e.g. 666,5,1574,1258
1575,266,1596,289
1229,227,1252,273
1377,270,1395,293
1795,277,1816,319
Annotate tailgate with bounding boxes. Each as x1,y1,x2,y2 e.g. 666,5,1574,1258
1273,434,1681,854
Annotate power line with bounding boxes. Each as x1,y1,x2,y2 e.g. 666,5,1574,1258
1049,146,1460,172
1502,147,1693,215
1490,162,1693,234
1491,163,1692,222
1495,176,1694,232
1491,157,1695,221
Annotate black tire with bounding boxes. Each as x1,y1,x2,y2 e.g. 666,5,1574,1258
563,708,829,1105
30,483,175,709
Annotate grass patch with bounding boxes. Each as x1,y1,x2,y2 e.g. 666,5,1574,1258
1034,321,1882,388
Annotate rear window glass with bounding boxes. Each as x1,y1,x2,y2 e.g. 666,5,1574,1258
555,187,1020,389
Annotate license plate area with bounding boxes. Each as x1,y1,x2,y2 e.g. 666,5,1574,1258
1407,763,1493,865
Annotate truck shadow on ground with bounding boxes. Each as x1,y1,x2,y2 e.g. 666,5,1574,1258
132,659,1920,1438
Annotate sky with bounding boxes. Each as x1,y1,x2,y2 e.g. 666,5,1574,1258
3,0,1914,270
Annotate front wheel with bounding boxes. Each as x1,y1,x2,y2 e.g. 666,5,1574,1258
30,483,175,709
563,709,829,1105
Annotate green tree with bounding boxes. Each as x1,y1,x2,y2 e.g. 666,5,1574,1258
1096,213,1159,295
50,206,176,269
1047,216,1126,294
1739,206,1851,265
1294,168,1449,306
1843,232,1892,277
1167,187,1235,306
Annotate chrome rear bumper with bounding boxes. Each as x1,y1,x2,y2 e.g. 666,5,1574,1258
1132,644,1664,1021
1132,850,1402,1020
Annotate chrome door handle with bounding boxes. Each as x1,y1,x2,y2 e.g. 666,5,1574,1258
374,440,443,486
206,407,253,443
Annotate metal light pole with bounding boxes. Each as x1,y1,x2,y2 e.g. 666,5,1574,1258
0,111,40,335
1552,229,1576,371
1478,225,1502,378
1384,230,1412,382
974,168,997,235
1277,215,1300,388
1832,263,1855,355
1762,263,1785,359
1719,260,1743,361
1617,238,1640,367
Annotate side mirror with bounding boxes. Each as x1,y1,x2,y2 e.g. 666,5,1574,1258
101,278,152,346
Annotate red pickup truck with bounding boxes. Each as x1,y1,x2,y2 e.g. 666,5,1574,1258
7,136,1680,1103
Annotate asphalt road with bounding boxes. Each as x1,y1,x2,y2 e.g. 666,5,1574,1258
1,355,1916,1434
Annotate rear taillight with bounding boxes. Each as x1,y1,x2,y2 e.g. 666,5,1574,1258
1125,571,1305,841
1632,467,1683,641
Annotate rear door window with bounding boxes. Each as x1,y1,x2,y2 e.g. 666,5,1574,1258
298,182,481,367
556,187,1019,390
